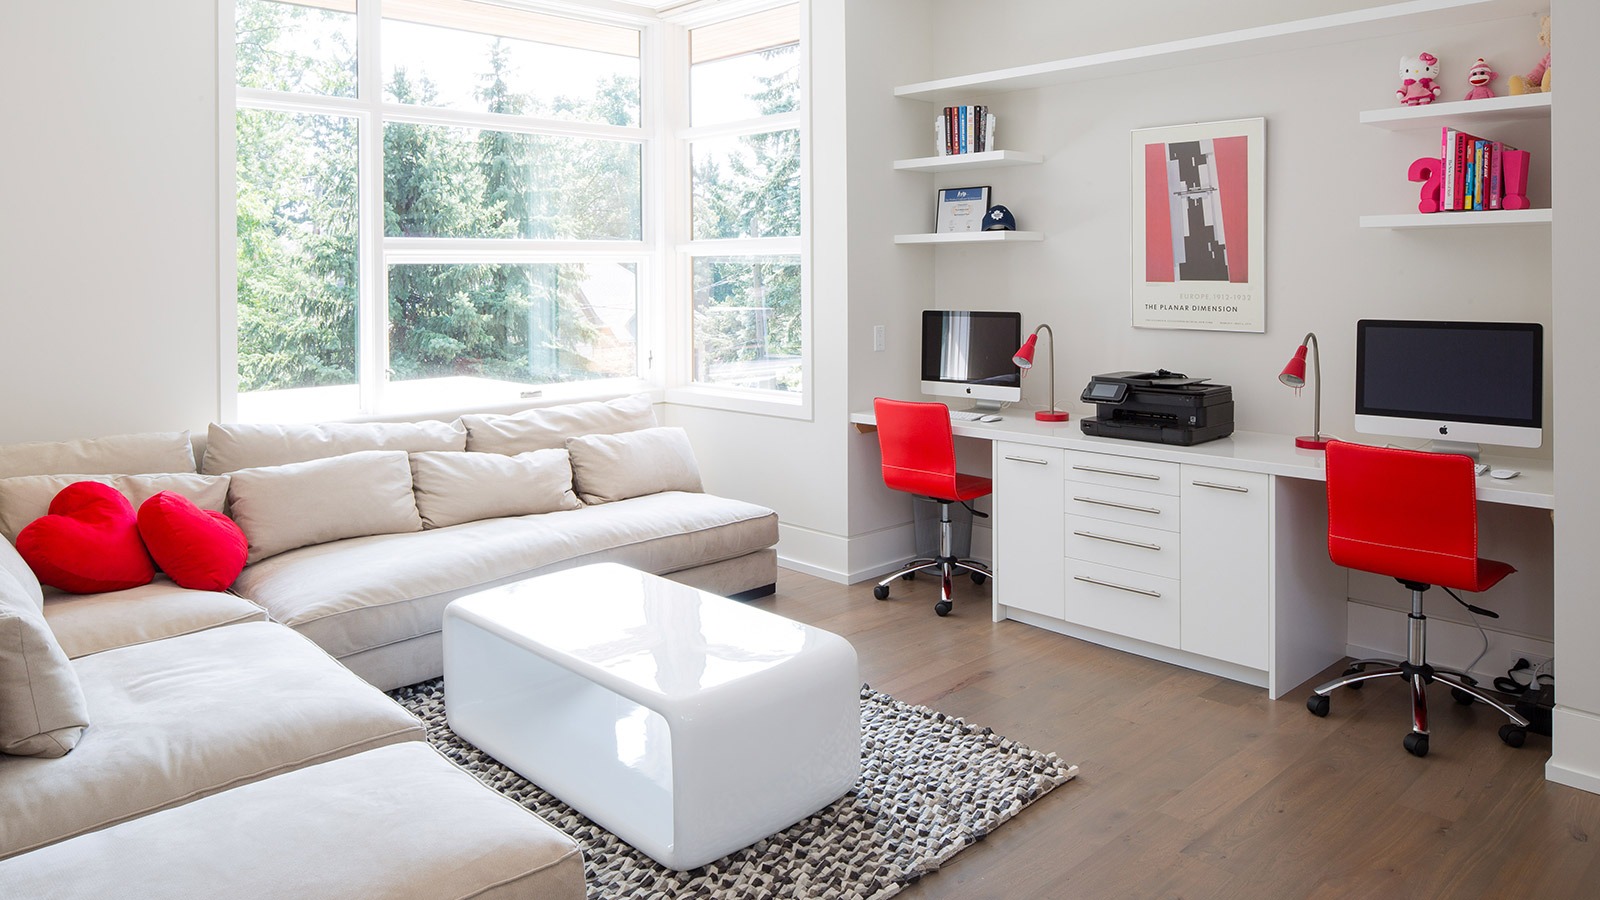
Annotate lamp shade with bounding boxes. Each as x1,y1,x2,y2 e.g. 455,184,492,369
1279,344,1308,388
1013,334,1038,369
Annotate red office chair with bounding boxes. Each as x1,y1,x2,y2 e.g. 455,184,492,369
1306,441,1530,757
872,398,995,617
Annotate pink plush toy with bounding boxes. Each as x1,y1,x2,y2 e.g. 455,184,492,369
1509,15,1552,95
1397,52,1443,106
1464,58,1496,100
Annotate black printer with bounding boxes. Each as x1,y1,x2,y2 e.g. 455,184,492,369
1078,370,1234,446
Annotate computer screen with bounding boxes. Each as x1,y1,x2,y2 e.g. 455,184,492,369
1354,319,1543,450
920,310,1022,409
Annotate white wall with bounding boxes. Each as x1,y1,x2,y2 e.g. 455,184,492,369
0,3,222,444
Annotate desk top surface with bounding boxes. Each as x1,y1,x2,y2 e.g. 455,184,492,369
849,407,1554,510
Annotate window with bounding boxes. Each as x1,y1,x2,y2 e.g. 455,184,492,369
681,4,805,400
233,0,647,420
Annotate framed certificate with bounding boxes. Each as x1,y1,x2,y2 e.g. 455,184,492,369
934,185,990,233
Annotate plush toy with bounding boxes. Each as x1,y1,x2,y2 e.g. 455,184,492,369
1464,58,1496,100
1509,15,1551,94
1397,52,1443,106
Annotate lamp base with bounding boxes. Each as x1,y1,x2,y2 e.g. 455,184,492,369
1035,410,1070,423
1294,435,1331,450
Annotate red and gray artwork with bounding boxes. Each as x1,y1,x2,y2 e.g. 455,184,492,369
1141,136,1249,285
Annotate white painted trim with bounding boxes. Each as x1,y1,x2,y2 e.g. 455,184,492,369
677,237,802,255
1548,706,1600,796
681,110,802,141
217,3,239,425
384,238,649,260
381,103,645,142
1344,599,1555,686
1005,608,1270,690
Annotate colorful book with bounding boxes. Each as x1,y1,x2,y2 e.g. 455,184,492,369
1490,141,1505,210
1441,128,1456,210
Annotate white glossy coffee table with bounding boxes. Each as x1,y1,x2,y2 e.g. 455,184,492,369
442,563,860,871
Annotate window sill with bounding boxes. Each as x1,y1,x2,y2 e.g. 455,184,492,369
234,376,661,425
665,384,811,420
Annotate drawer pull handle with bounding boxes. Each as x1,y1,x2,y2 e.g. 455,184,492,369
1073,530,1161,551
1072,496,1161,515
1004,456,1050,466
1192,480,1249,493
1073,575,1162,599
1073,464,1159,481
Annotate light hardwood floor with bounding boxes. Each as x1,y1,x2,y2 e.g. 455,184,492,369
750,567,1600,899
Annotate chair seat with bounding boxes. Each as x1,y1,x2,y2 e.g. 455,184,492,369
914,473,991,503
1472,558,1516,593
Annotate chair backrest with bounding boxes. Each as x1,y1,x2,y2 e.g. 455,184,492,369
1324,440,1481,588
873,398,960,500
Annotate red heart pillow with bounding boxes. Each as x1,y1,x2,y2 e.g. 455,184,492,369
137,491,248,592
17,481,155,594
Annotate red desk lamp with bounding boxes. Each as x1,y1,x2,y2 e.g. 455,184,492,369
1013,324,1070,422
1279,332,1330,450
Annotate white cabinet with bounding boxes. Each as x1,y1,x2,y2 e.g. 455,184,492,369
1179,465,1271,670
992,442,1064,619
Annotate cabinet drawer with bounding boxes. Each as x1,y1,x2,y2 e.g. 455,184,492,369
1064,481,1180,532
1064,450,1179,495
1063,558,1180,649
1064,514,1180,579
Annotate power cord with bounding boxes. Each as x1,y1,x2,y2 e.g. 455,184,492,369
1442,585,1493,682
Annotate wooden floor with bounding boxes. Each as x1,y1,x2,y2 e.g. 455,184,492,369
750,567,1600,899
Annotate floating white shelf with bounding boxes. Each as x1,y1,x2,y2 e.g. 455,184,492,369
893,150,1045,172
1359,93,1551,131
894,0,1546,101
894,231,1044,244
1359,209,1552,228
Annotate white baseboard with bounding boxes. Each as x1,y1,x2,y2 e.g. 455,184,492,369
1344,600,1554,686
1548,706,1600,796
776,521,994,586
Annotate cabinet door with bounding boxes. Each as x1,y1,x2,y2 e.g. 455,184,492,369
1179,465,1270,669
993,442,1065,619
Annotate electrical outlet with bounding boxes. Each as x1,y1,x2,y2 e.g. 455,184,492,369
873,325,886,352
1511,650,1554,680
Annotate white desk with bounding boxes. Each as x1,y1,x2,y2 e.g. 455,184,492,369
850,407,1554,698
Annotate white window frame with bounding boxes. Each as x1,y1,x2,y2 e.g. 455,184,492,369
661,0,812,421
222,0,663,423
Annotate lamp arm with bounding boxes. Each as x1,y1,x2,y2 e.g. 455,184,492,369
1303,332,1321,441
1034,324,1056,414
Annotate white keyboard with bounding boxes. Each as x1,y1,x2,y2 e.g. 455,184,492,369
948,410,988,421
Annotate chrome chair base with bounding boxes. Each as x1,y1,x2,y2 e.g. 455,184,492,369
873,499,992,616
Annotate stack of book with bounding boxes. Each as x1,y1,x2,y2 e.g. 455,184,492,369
936,106,997,155
1440,127,1515,211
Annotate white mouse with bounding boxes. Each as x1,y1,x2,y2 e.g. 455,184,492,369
1489,468,1520,480
979,415,1003,423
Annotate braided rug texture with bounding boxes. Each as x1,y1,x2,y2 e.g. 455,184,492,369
390,679,1076,900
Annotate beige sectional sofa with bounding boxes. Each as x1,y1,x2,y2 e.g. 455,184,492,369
0,394,780,895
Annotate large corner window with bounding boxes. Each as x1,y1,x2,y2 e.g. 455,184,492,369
681,4,805,400
233,0,647,421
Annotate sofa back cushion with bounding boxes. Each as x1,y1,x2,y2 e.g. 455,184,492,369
227,451,423,564
0,569,89,758
0,474,231,545
461,393,656,455
0,538,44,615
566,426,703,505
202,420,467,475
408,449,582,529
0,432,195,479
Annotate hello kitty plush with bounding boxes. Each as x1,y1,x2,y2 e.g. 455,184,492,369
1397,52,1443,106
1464,58,1497,100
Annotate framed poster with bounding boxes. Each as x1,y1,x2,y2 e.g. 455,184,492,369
934,185,990,233
1131,118,1265,332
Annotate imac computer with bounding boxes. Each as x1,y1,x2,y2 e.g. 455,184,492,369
1354,318,1543,456
921,310,1023,410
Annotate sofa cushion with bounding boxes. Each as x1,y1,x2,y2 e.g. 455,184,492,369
43,578,267,659
0,472,230,544
0,621,424,860
409,449,581,529
231,491,779,662
462,393,656,455
0,570,89,758
16,482,155,595
201,419,467,475
567,426,703,504
0,538,43,615
0,742,587,900
228,450,423,564
0,431,195,480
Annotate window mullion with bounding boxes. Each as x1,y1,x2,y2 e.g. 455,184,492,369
358,0,387,414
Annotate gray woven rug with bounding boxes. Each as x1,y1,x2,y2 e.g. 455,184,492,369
390,679,1076,899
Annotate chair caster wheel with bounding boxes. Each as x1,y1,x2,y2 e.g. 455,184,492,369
873,584,890,600
901,572,915,581
1499,724,1527,748
1452,687,1475,705
971,572,987,585
934,600,952,617
1342,665,1365,689
1404,733,1430,757
1307,695,1330,717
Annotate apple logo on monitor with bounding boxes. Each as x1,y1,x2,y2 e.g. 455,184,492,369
1439,426,1448,434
